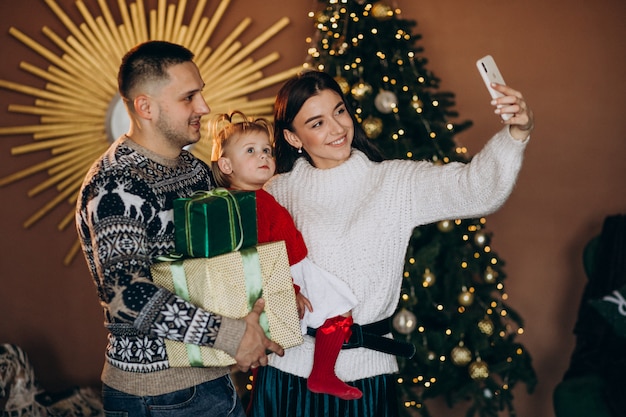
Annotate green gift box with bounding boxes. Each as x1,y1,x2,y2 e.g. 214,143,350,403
174,188,257,258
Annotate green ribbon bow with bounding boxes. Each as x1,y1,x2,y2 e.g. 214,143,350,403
184,188,246,256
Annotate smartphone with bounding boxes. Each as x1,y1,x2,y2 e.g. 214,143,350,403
476,55,511,120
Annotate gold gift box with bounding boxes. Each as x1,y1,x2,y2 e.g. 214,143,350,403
151,241,303,367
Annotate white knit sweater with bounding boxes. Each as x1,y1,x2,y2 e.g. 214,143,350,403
264,127,528,381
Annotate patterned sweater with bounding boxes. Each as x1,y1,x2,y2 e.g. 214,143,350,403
76,137,246,396
264,127,528,381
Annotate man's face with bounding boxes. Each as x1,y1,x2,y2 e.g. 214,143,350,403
152,61,210,150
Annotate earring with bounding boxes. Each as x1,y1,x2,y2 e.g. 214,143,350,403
297,147,303,154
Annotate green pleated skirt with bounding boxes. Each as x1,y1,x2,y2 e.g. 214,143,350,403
247,366,399,417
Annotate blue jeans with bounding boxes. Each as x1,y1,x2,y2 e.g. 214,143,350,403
102,375,245,417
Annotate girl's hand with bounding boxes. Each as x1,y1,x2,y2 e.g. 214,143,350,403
491,83,534,141
296,293,313,319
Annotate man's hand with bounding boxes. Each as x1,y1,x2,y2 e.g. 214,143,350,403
234,298,284,372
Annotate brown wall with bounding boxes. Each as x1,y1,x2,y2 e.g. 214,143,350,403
1,1,625,416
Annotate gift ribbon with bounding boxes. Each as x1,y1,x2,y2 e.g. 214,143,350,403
184,188,245,256
241,247,270,339
167,260,204,367
319,316,353,342
158,246,270,367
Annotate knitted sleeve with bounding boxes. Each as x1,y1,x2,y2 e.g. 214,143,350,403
76,155,242,353
396,127,528,226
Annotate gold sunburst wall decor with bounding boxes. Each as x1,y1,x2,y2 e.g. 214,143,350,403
0,0,301,265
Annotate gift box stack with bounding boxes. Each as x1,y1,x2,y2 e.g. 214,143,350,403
151,189,303,367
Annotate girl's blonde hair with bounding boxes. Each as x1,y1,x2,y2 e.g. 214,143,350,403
209,111,274,187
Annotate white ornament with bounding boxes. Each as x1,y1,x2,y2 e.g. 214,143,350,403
393,308,417,335
374,90,398,113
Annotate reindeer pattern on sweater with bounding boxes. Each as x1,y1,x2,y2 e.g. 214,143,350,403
76,137,221,374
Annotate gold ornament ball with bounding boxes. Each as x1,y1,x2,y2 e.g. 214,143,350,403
458,290,474,307
362,116,383,139
437,220,454,232
335,76,351,95
469,359,489,380
351,81,373,101
371,1,394,20
451,344,472,366
422,268,436,287
478,318,494,336
392,308,417,335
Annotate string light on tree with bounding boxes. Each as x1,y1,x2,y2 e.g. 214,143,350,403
422,268,436,287
484,266,499,284
351,80,373,100
410,95,424,113
474,230,487,246
437,219,454,232
458,286,475,307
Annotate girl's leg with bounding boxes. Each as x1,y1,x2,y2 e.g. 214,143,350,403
307,314,362,400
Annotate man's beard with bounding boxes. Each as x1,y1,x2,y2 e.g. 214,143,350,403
156,115,195,149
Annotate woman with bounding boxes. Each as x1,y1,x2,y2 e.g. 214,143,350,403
248,70,533,416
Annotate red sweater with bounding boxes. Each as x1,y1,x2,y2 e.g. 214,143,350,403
254,189,307,266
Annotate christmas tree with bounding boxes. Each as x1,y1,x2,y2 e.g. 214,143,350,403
303,1,537,416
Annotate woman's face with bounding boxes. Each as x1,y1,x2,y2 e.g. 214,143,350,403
285,89,354,169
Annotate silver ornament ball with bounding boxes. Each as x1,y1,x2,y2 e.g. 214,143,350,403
393,308,417,335
374,90,398,114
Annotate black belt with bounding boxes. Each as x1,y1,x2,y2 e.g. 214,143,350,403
306,317,416,359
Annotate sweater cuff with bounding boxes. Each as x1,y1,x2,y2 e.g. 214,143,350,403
213,316,247,358
505,125,531,145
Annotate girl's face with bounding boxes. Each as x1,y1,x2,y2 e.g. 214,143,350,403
218,131,275,191
284,89,354,169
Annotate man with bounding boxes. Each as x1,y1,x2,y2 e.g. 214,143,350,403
76,41,282,416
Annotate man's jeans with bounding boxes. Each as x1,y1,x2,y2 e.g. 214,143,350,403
102,375,245,417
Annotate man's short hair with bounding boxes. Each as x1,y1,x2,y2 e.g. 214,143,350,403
118,41,195,103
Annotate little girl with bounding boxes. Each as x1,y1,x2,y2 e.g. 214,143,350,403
210,111,361,400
